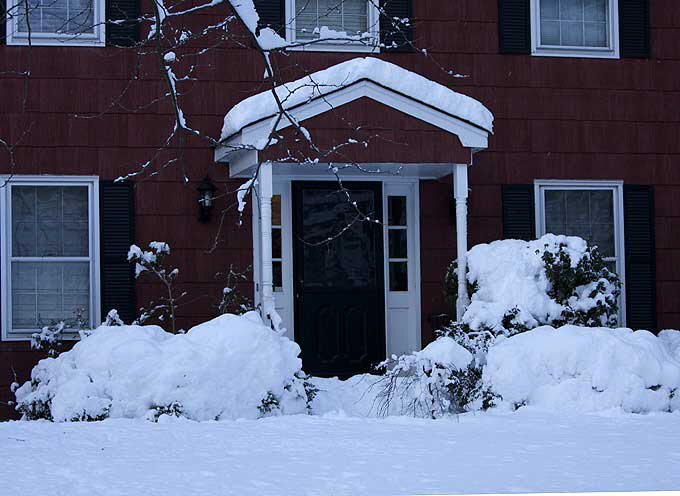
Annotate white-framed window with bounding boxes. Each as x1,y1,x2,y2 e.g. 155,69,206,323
1,176,100,340
534,179,626,323
285,0,380,52
530,0,619,58
5,0,106,46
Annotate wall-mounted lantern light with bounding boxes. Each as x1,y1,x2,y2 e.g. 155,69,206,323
197,175,217,223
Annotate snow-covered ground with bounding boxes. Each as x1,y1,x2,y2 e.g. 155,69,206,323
2,409,679,495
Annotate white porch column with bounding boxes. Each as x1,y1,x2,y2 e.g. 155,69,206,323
259,161,275,327
453,164,470,321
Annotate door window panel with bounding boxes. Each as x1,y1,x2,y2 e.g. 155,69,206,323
300,188,379,290
271,195,283,291
387,195,408,292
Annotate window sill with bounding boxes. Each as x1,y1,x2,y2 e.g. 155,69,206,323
6,36,105,47
532,46,619,59
286,41,380,54
2,332,82,342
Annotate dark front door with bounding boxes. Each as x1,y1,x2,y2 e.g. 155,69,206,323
292,181,386,378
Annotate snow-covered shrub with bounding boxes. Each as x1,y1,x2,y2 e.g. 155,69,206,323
375,337,494,418
216,265,255,315
31,308,88,358
444,234,621,341
102,309,124,327
381,234,620,417
484,325,680,413
128,242,186,333
14,312,310,422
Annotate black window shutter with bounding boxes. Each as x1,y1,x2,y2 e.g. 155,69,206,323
106,0,139,47
498,0,530,54
619,0,650,59
623,185,656,331
379,0,413,52
1,0,6,45
100,180,136,324
253,0,285,36
502,184,536,240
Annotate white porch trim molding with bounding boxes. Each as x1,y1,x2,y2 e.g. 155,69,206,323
214,58,493,329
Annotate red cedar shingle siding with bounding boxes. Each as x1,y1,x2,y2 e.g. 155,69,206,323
1,0,679,417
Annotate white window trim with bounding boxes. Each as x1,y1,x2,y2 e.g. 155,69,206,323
284,0,380,53
534,179,626,325
0,175,101,341
5,0,106,47
530,0,620,59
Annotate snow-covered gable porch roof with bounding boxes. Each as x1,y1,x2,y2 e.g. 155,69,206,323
214,57,493,178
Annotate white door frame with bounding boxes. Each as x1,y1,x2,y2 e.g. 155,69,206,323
252,175,422,356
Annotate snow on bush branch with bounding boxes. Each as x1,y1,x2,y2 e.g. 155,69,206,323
128,242,185,333
375,337,496,419
444,234,621,342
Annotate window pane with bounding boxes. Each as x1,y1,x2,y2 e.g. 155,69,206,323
272,228,282,259
12,221,37,257
543,188,615,258
37,221,63,256
68,0,95,34
342,0,368,35
605,261,617,274
389,262,408,292
539,0,608,48
592,222,615,257
63,222,89,256
272,195,281,226
544,190,566,234
541,20,561,45
18,0,95,35
317,0,344,31
12,185,89,257
11,262,90,329
540,0,559,19
295,0,318,38
63,186,89,221
584,22,607,47
388,196,407,226
295,0,368,39
273,261,283,290
561,21,584,46
590,190,613,223
388,229,407,259
585,0,607,21
565,190,590,225
561,0,584,21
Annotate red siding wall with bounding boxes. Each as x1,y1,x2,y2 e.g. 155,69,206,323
1,0,679,417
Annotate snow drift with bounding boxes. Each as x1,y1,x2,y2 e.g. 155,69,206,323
484,325,680,413
15,312,309,421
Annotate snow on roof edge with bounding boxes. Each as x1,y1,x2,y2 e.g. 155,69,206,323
220,57,494,144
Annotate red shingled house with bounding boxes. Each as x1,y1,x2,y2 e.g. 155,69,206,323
1,0,676,419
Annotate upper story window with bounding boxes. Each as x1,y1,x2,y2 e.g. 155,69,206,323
531,0,619,58
5,0,105,46
286,0,380,51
